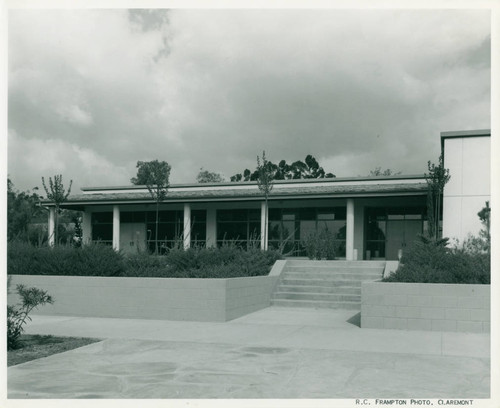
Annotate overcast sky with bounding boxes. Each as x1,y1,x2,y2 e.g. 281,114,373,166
7,8,491,193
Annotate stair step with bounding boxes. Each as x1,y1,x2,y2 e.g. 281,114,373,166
281,278,367,287
285,261,386,268
273,292,361,302
271,260,387,310
277,285,361,294
271,299,361,310
286,265,384,271
283,272,382,280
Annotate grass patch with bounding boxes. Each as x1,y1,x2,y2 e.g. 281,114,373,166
7,334,101,367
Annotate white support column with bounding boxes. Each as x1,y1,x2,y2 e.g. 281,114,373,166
260,201,268,250
206,208,217,248
346,199,355,260
112,205,120,251
48,208,55,247
82,210,92,245
183,203,191,250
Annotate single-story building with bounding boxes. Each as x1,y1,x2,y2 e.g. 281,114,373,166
45,129,490,260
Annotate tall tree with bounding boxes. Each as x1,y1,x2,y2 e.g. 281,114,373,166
42,175,72,246
230,155,335,182
7,179,43,242
196,168,225,183
256,151,274,250
131,160,171,254
425,154,450,239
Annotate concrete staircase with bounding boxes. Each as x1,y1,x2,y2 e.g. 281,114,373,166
271,260,385,310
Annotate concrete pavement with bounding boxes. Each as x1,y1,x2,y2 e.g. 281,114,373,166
7,306,491,399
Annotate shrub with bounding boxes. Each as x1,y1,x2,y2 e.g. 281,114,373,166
8,241,125,276
383,235,490,284
8,241,281,278
8,284,53,350
302,229,338,260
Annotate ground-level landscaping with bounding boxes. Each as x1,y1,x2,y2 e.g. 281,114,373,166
8,241,282,278
7,260,287,322
8,334,101,367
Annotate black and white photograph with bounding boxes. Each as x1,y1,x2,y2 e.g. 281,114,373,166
3,2,497,405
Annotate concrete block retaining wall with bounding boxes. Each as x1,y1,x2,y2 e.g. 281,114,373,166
7,261,287,322
361,282,490,333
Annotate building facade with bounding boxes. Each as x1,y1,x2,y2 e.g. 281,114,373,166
441,129,491,243
46,129,490,259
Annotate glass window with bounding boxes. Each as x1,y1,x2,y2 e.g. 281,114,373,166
92,224,112,241
92,212,112,224
267,207,347,257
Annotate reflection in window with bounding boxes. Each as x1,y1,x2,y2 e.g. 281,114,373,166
268,207,346,257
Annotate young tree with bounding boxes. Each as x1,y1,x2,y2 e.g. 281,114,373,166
196,168,225,183
131,160,171,254
256,151,274,250
42,175,72,246
425,154,450,240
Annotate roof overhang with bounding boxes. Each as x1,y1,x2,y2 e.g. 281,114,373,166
440,129,491,153
46,177,428,210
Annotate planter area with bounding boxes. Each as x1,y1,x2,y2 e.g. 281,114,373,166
361,281,490,333
7,261,286,322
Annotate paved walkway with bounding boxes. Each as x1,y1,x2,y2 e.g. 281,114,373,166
8,307,491,399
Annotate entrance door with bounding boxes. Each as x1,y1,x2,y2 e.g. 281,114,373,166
386,220,404,260
120,223,147,254
385,219,422,260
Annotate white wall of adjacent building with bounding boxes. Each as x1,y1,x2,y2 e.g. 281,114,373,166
442,133,490,242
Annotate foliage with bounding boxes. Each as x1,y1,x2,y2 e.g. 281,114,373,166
71,211,83,247
256,151,274,250
424,154,450,239
157,245,282,278
230,154,335,182
7,179,44,242
8,241,282,279
8,335,100,367
369,167,401,176
302,229,338,260
42,174,73,245
8,241,125,277
7,285,54,350
196,168,225,183
477,201,491,249
383,234,490,284
256,151,274,198
131,160,171,254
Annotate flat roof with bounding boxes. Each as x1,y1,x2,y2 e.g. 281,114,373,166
81,173,426,192
440,129,490,153
440,129,490,138
51,180,428,210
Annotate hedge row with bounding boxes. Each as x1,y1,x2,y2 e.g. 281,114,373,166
7,241,282,279
383,236,490,284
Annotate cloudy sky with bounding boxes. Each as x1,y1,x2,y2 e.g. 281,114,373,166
7,8,491,193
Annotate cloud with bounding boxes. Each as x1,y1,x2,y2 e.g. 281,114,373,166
8,129,131,192
7,9,490,191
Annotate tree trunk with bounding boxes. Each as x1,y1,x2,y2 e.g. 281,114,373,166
264,196,268,250
54,205,59,246
155,200,159,255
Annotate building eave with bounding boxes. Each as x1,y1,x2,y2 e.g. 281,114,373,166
53,182,428,209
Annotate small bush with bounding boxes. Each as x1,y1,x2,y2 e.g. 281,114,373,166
302,229,338,260
383,235,490,284
8,285,54,350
